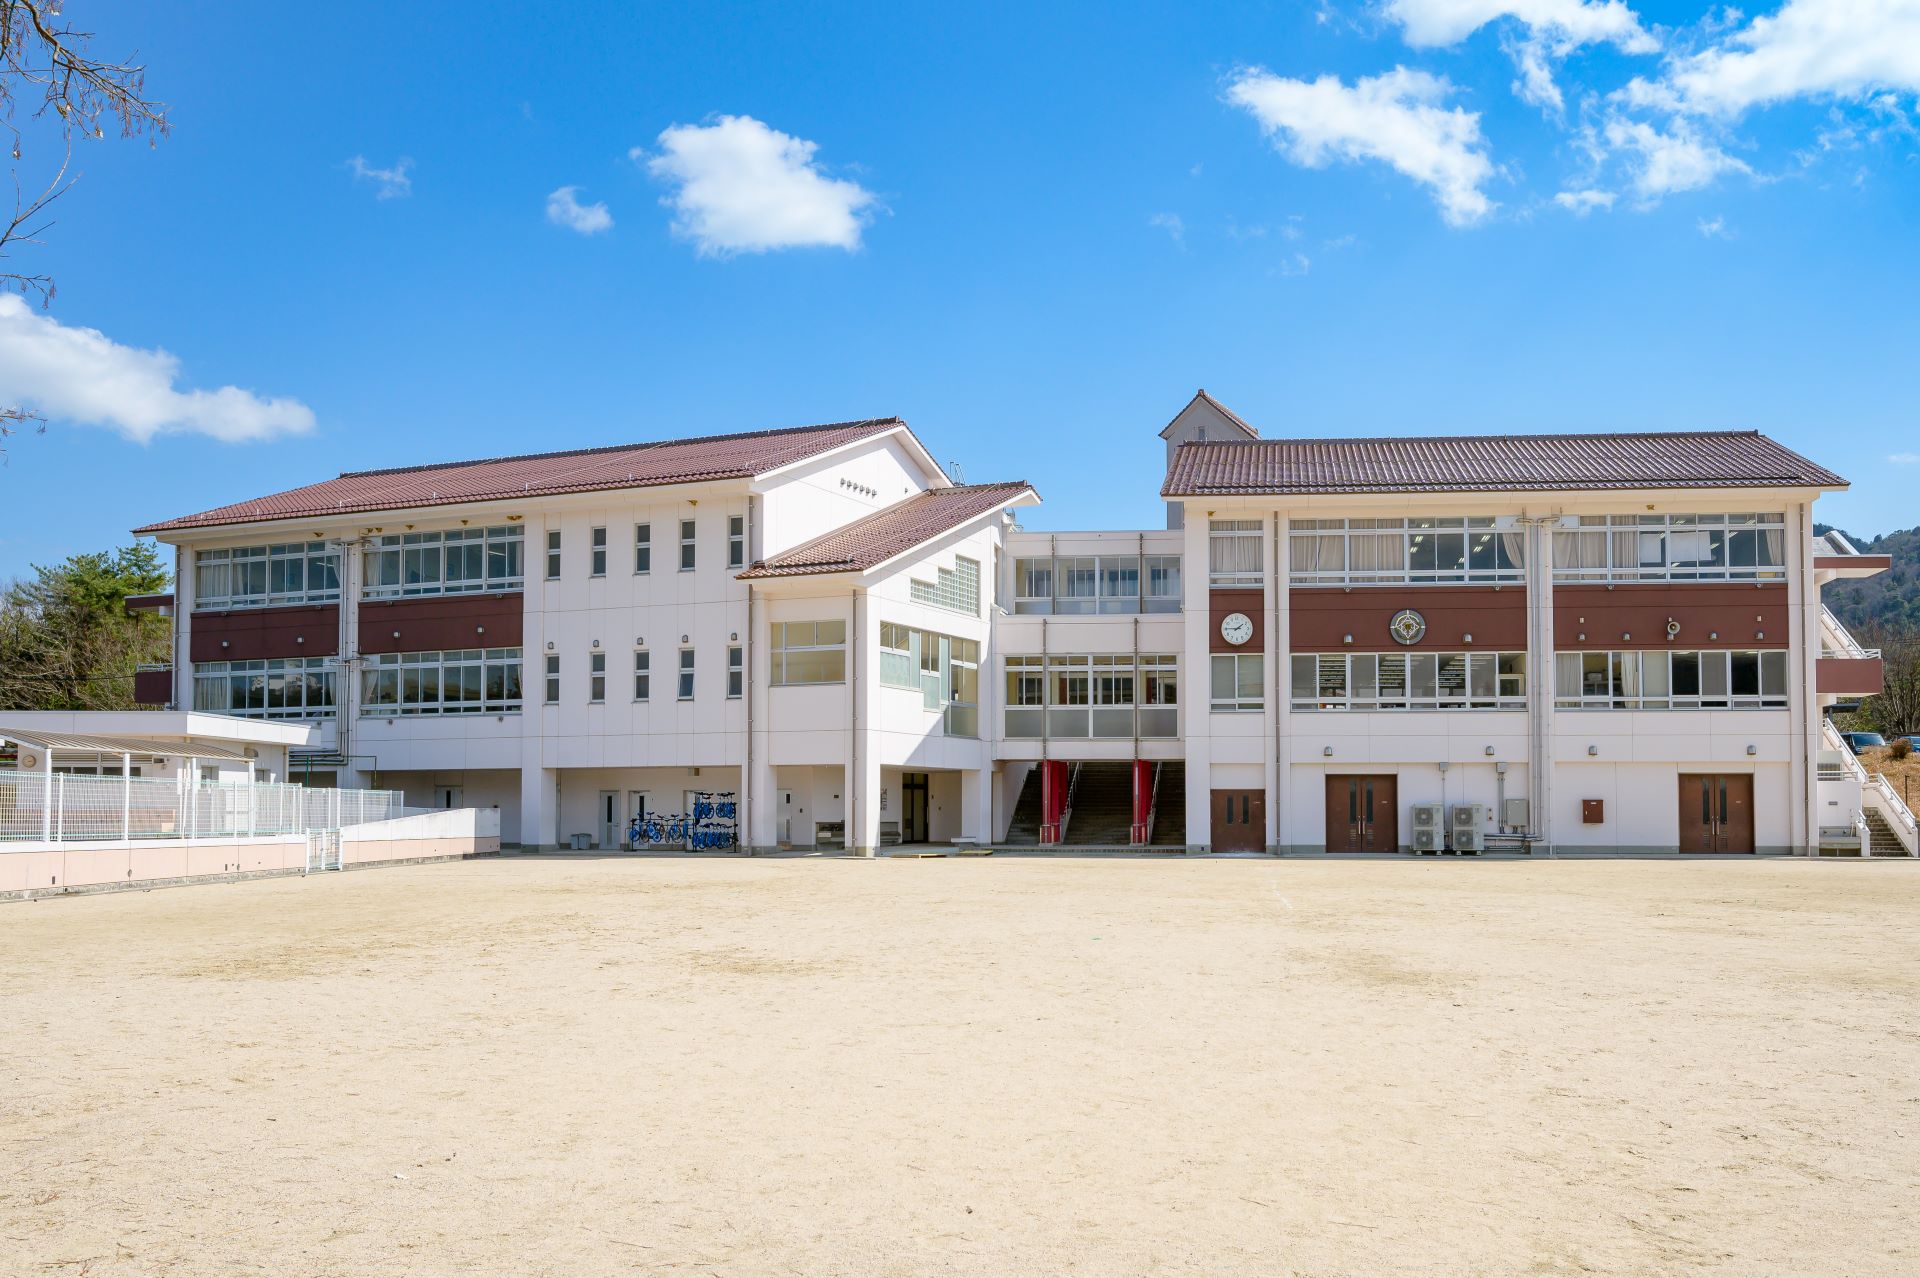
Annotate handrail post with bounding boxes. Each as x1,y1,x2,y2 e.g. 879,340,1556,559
122,753,132,842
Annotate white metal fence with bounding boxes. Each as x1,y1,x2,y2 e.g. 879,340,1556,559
0,769,413,844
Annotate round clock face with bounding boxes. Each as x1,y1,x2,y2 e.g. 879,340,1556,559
1220,611,1254,646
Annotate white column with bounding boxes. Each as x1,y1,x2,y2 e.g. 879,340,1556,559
1271,510,1288,854
121,752,132,841
848,589,881,856
41,747,54,843
1182,501,1211,853
1791,499,1820,854
173,545,194,710
518,514,549,850
962,765,994,842
337,534,367,788
519,766,557,852
1525,516,1557,853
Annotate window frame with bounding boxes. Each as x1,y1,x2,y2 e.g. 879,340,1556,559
590,527,608,578
1209,652,1264,713
727,645,744,699
194,543,343,611
772,619,848,686
544,653,560,705
588,650,606,703
545,530,562,581
677,647,695,700
633,649,650,702
634,523,651,575
360,648,524,717
191,656,338,719
679,520,696,573
727,515,745,569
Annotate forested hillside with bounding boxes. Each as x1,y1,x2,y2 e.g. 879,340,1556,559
1818,525,1920,632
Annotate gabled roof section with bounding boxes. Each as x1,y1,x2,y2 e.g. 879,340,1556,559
134,418,920,534
738,482,1037,580
1162,430,1846,497
1157,389,1260,441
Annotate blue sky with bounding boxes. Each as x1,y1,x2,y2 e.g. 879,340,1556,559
3,0,1918,576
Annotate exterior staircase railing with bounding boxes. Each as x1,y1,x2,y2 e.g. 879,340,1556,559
1863,774,1919,856
1056,762,1083,844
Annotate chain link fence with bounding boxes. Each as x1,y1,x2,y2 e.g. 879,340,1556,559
0,769,414,843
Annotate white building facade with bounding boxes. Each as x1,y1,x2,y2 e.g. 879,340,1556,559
129,397,1907,856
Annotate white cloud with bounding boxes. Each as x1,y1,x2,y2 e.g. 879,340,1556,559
1387,0,1658,112
1553,186,1617,212
1226,67,1498,225
1696,213,1731,236
1384,0,1656,49
1888,452,1920,463
1653,0,1920,117
0,296,315,444
1602,116,1751,195
348,155,412,199
641,115,876,256
545,186,613,235
1149,212,1186,246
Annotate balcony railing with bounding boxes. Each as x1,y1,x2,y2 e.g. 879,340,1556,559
1003,706,1178,739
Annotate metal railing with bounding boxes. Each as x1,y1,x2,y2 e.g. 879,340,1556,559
1820,606,1881,660
1864,774,1920,856
0,769,413,844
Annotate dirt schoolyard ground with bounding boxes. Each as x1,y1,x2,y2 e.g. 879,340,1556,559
4,855,1918,1276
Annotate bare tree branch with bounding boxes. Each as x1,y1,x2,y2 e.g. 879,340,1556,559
1,1,169,441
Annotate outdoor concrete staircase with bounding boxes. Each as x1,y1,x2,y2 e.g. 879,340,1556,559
1864,809,1909,856
1002,769,1043,846
1058,762,1137,846
1149,762,1185,848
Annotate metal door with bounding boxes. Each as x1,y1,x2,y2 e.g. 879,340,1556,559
1209,789,1266,852
598,790,619,849
902,773,930,843
1678,774,1754,852
1325,776,1398,853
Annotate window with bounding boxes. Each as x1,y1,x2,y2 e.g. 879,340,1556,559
1552,514,1786,583
546,530,561,581
1555,649,1788,709
772,620,847,685
633,649,650,701
728,516,745,569
1003,654,1177,738
361,649,523,716
362,527,525,599
194,544,341,610
634,523,651,574
590,527,607,577
545,654,560,704
1012,553,1183,615
727,646,744,698
1210,653,1263,712
1209,520,1264,587
1291,652,1525,710
679,520,696,572
589,650,606,703
909,556,981,615
678,648,695,700
1288,518,1522,586
192,657,336,718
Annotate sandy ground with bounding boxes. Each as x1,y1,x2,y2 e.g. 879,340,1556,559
4,855,1919,1278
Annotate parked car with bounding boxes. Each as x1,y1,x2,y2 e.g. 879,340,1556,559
1841,732,1887,754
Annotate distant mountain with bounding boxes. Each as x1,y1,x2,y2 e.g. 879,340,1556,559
1818,524,1920,633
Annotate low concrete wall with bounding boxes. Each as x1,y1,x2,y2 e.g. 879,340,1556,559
1,806,500,900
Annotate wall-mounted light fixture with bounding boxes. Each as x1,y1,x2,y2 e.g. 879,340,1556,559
680,634,689,644
1323,746,1333,757
1484,746,1495,757
545,641,555,651
1463,633,1474,644
1747,744,1757,756
1587,744,1599,756
730,632,738,642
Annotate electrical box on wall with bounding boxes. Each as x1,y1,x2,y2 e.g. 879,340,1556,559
1582,799,1605,824
1500,798,1529,829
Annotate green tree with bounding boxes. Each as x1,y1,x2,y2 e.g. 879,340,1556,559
0,541,170,709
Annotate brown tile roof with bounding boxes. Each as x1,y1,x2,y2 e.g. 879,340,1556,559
1162,430,1846,497
737,482,1036,579
133,418,914,534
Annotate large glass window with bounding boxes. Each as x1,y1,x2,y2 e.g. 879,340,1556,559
1003,654,1179,738
1553,514,1786,582
363,527,525,599
1210,653,1263,712
192,657,337,718
1291,652,1526,710
361,648,523,716
194,544,341,611
1012,553,1182,615
1289,517,1522,586
1554,649,1788,708
1209,520,1264,587
876,622,980,736
771,620,847,685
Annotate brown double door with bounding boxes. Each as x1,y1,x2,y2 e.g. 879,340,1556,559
1210,790,1266,852
1678,774,1754,853
1325,775,1398,853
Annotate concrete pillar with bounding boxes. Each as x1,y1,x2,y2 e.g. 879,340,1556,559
172,545,193,710
519,765,557,851
1790,499,1821,854
1525,515,1557,853
337,533,371,790
847,589,881,856
962,765,994,843
1271,510,1289,854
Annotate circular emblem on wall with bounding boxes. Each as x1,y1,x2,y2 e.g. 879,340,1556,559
1390,609,1427,646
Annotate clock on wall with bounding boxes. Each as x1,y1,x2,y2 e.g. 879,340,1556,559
1220,612,1254,646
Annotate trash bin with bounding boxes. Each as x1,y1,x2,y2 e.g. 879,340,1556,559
569,832,591,851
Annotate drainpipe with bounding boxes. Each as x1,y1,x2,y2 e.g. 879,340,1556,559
743,496,756,855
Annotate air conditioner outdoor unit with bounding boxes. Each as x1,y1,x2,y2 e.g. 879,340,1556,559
1411,802,1445,854
1451,803,1488,853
